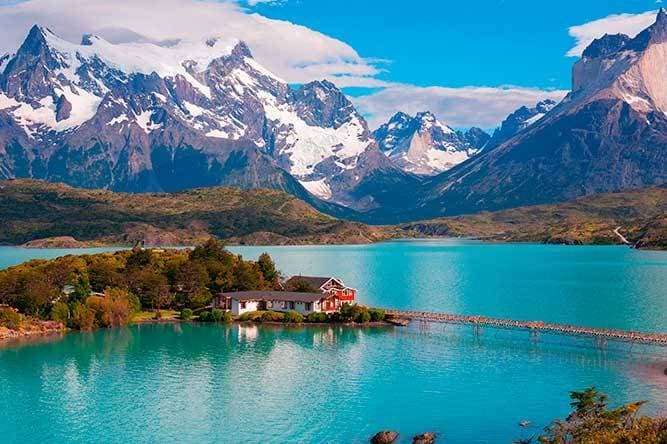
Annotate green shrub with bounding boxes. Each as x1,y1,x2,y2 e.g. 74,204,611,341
340,303,368,323
355,310,371,323
71,302,96,331
222,311,233,323
198,311,212,322
284,310,304,324
50,302,70,325
306,312,328,323
153,310,163,320
181,308,193,321
211,309,224,322
239,312,254,322
260,311,285,322
368,308,385,322
0,307,22,330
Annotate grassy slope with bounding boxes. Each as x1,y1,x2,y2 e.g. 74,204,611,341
2,179,665,249
401,186,667,249
0,179,392,246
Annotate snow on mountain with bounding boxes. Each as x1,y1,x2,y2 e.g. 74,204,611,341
370,9,667,222
0,25,389,207
485,99,557,150
373,111,485,175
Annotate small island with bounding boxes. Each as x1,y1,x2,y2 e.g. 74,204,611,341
0,239,390,340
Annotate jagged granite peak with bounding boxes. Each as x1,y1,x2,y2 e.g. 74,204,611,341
292,79,366,130
373,111,480,176
571,9,667,113
0,25,406,212
231,40,253,59
0,25,68,101
485,99,557,150
457,127,490,150
582,34,631,58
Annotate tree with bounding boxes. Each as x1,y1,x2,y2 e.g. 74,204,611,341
50,302,70,325
289,279,318,293
125,247,152,269
127,268,172,310
71,302,96,331
19,272,59,316
68,274,92,305
231,260,262,291
538,388,666,443
257,253,279,288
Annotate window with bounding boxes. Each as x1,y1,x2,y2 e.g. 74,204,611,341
240,302,246,309
289,302,295,310
305,303,312,311
282,301,288,309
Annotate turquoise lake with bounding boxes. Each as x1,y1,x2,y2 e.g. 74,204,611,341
0,241,666,442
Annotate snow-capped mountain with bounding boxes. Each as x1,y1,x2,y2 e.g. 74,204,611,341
485,99,556,150
0,25,408,209
373,111,487,175
368,9,667,222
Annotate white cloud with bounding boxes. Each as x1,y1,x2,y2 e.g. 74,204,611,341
352,85,569,130
0,0,569,130
0,0,379,87
245,0,283,5
567,10,658,57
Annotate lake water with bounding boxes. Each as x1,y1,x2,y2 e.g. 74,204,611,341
0,241,666,443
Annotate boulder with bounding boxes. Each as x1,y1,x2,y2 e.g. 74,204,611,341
413,432,437,444
371,431,399,444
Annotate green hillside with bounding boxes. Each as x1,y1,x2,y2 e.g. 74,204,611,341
401,186,667,249
0,180,392,246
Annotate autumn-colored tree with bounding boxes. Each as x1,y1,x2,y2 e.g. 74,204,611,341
538,388,667,444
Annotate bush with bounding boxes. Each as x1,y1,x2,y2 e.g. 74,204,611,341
181,308,193,321
85,288,137,328
0,307,22,330
340,303,368,323
198,311,212,322
368,308,385,322
306,312,328,323
284,310,304,324
71,302,96,331
211,309,224,322
222,311,233,323
355,310,371,323
260,311,285,322
239,312,254,322
50,302,70,325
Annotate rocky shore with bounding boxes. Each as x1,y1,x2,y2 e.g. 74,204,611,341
0,320,66,342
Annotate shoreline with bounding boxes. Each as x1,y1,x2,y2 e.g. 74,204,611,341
0,317,400,348
4,236,658,251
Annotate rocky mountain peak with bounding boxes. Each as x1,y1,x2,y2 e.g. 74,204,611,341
458,127,490,149
485,99,557,150
231,41,253,59
292,79,364,130
0,25,67,100
582,34,631,58
80,33,103,46
373,111,481,175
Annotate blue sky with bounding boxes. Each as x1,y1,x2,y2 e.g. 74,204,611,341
250,0,660,91
0,0,662,129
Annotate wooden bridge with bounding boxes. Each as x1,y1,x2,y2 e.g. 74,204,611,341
383,310,667,347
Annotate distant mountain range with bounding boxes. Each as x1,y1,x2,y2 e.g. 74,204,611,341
372,111,488,175
364,8,667,222
0,9,666,224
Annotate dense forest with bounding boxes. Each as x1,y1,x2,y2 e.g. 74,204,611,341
0,239,279,331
